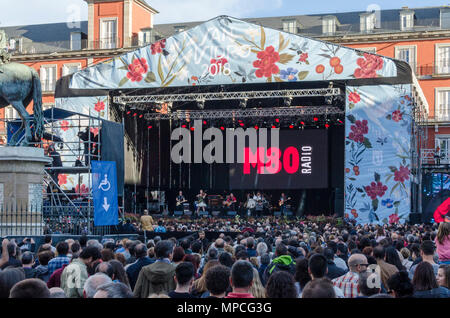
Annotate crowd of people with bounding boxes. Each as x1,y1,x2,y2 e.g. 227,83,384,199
0,217,449,299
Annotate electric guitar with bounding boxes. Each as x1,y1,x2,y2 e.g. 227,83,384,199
176,199,188,206
279,197,292,207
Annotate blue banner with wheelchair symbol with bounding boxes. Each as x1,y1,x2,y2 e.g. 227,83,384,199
92,161,119,226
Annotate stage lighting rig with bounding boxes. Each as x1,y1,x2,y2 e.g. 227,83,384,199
284,96,293,107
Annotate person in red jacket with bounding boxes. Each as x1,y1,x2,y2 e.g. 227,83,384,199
434,198,450,223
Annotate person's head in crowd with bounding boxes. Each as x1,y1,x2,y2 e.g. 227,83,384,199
437,265,450,289
83,273,113,298
302,278,336,298
236,250,249,261
437,222,450,245
49,287,66,298
215,238,225,250
155,240,174,260
0,268,26,298
172,246,185,264
249,267,265,298
183,254,201,274
410,243,421,261
260,254,271,266
79,246,101,267
373,246,386,261
265,271,297,298
192,260,220,294
96,261,114,279
7,241,17,258
191,241,202,254
101,248,114,262
323,248,335,262
207,247,219,261
256,242,268,256
358,271,381,297
93,282,134,298
295,258,311,291
21,251,34,268
308,254,328,279
109,260,130,287
219,252,234,268
38,250,54,266
114,252,127,267
44,235,52,245
180,239,191,252
246,237,255,249
387,271,414,298
9,278,50,298
205,265,230,298
71,242,81,259
153,236,162,245
420,240,435,259
275,243,288,257
412,261,439,292
230,260,254,295
135,243,148,259
362,246,373,258
347,253,368,273
56,241,69,257
79,235,88,249
400,248,411,262
174,262,195,291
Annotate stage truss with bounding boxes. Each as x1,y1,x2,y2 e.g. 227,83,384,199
114,88,342,104
144,106,344,121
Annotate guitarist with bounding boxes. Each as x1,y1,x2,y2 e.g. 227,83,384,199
279,193,291,215
223,193,237,211
176,190,188,208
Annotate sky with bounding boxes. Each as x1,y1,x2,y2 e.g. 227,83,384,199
0,0,449,27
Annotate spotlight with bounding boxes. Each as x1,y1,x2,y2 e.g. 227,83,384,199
133,113,137,117
284,96,293,107
147,125,153,129
325,123,330,129
289,124,294,129
126,111,131,115
197,100,205,109
220,126,225,131
275,118,280,123
190,127,195,131
313,117,319,122
203,120,207,125
139,114,143,119
254,125,259,130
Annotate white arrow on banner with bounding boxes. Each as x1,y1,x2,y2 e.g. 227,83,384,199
103,197,110,212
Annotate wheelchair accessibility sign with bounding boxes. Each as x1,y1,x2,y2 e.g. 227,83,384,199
92,161,119,226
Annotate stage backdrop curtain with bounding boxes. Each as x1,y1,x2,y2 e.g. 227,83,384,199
344,84,412,225
69,16,397,90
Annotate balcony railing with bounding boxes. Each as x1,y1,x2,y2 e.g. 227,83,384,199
421,149,450,165
416,62,450,77
40,80,56,92
435,105,450,122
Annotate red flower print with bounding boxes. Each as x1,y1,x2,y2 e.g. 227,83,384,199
58,174,68,186
210,56,228,74
127,58,148,82
316,64,325,74
348,120,369,143
394,166,410,183
90,127,99,137
353,53,384,78
351,209,358,218
348,92,361,104
299,53,308,62
392,110,403,122
75,184,89,197
330,57,341,67
94,101,105,113
253,46,280,78
364,181,388,200
60,120,69,132
150,39,166,55
334,64,344,74
344,213,349,219
389,214,400,224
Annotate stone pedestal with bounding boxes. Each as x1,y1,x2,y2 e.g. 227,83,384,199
0,147,51,236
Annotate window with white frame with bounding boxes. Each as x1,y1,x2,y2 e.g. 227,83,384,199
435,135,450,163
70,32,82,51
4,106,18,121
283,20,297,34
400,12,414,30
322,18,336,35
138,30,153,46
40,65,57,92
436,44,450,74
100,18,117,49
436,89,450,121
62,63,81,77
360,14,375,32
395,46,416,70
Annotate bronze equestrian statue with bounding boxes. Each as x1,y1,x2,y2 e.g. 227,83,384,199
0,50,44,146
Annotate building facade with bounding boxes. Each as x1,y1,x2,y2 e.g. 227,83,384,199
1,3,449,166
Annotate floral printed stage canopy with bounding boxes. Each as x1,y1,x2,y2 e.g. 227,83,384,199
70,16,401,90
62,16,420,225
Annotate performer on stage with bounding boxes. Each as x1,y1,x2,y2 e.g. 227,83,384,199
279,192,292,214
254,191,264,217
196,189,207,216
244,193,256,217
223,192,237,211
176,190,188,207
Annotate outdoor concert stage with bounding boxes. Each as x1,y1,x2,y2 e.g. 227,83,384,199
53,16,428,225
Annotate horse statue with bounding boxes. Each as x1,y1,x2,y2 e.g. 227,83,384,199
0,50,44,146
